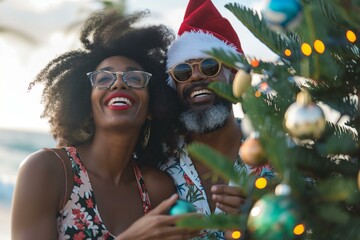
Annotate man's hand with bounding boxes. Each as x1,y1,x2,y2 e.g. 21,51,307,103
211,185,246,215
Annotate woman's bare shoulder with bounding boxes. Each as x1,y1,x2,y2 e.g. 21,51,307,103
11,148,69,238
141,166,176,207
19,148,65,173
16,148,70,197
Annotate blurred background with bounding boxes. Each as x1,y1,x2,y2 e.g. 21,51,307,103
0,0,276,239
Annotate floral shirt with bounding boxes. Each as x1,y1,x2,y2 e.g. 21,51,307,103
56,147,151,240
160,137,274,240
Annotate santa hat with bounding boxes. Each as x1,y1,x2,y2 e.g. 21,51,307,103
167,0,243,88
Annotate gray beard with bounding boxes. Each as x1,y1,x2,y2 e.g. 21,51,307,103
180,104,231,134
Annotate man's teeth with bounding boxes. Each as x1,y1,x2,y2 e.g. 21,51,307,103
108,97,132,106
190,89,212,98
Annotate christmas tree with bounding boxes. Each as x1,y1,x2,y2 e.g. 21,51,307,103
181,0,360,239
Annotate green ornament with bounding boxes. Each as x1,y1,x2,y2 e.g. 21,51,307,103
247,194,302,240
168,199,197,215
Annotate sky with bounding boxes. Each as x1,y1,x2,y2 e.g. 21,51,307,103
0,0,277,133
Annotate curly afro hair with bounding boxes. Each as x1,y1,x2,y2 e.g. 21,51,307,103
29,9,179,167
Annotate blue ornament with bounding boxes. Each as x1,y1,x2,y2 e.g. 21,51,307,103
262,0,302,31
168,199,197,215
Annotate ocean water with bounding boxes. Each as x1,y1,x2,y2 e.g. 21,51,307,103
0,128,56,239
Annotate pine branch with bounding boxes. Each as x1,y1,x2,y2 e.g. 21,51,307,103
176,214,247,230
305,81,358,119
208,82,239,104
187,143,245,185
313,0,360,29
186,1,360,238
225,3,302,63
292,145,358,178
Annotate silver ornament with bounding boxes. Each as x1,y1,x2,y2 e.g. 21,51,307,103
284,91,325,140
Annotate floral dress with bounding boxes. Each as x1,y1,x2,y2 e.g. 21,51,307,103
56,147,151,240
160,137,274,240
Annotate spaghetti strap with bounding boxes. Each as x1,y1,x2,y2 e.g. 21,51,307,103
132,161,152,214
44,148,68,208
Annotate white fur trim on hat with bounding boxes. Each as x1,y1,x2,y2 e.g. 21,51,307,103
166,31,238,88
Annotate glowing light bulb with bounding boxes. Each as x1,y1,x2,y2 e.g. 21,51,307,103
284,49,292,57
293,224,305,235
251,59,260,68
314,40,325,54
232,231,241,239
255,177,267,189
255,90,261,97
301,43,312,56
250,206,261,217
346,30,356,43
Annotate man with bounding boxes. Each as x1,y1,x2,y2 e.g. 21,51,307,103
161,0,274,239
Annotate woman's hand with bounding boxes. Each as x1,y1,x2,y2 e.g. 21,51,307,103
116,194,200,240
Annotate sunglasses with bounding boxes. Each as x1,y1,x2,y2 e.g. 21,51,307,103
87,70,152,89
168,58,222,83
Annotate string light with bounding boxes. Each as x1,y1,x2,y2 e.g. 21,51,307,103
346,30,356,43
255,90,262,97
231,230,242,239
255,81,271,97
251,59,260,68
293,224,305,235
313,40,325,54
301,43,312,56
255,177,267,189
258,82,271,95
284,49,292,57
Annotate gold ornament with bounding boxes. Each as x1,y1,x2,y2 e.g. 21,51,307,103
233,68,252,98
239,132,267,166
284,91,326,140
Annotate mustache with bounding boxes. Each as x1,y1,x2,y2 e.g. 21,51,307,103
182,80,213,98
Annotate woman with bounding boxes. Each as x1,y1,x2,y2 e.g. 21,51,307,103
11,9,195,240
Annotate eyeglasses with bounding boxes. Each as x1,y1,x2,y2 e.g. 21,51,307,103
87,70,152,89
167,58,222,83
